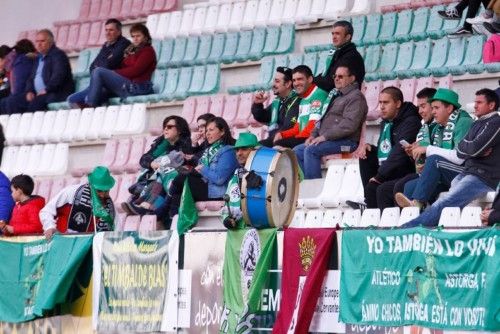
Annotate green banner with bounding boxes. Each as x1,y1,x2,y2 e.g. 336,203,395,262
220,228,278,333
0,235,93,323
340,227,500,331
95,231,178,332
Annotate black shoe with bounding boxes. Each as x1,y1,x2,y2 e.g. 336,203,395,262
438,8,461,20
483,22,500,34
448,27,473,38
346,200,367,212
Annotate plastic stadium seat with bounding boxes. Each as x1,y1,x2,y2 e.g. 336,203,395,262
194,35,212,64
377,12,398,44
234,31,253,62
11,112,33,146
274,24,295,54
99,106,119,139
362,14,382,46
426,5,446,39
350,0,372,16
405,39,432,78
165,10,182,38
281,0,298,24
303,52,318,75
194,96,212,124
36,111,56,144
169,37,187,67
204,4,220,34
75,22,91,51
140,215,158,231
209,95,226,117
4,114,20,145
121,104,146,135
370,43,398,81
304,210,324,227
109,0,123,19
115,212,126,231
461,35,486,75
363,44,381,77
84,106,104,141
338,163,364,205
322,209,342,227
252,56,275,91
442,4,465,35
359,209,381,227
118,0,133,20
216,2,232,33
78,0,92,20
398,207,420,225
303,164,344,208
158,39,174,68
50,143,69,176
341,209,361,227
190,4,208,36
383,79,400,89
181,97,197,124
36,179,52,201
110,138,132,174
74,108,94,141
438,207,461,227
247,28,266,60
379,207,401,227
399,78,417,102
169,67,193,100
314,50,331,76
419,37,449,77
294,0,313,24
65,23,81,51
248,125,266,140
124,136,146,173
11,145,30,176
262,26,280,55
222,94,240,124
438,75,453,89
254,0,272,28
61,109,81,143
232,93,253,127
227,1,246,31
289,210,305,227
268,0,286,26
221,32,239,64
73,49,91,78
123,215,140,231
241,0,259,30
206,34,226,64
161,0,176,12
413,76,435,104
47,110,68,143
187,65,206,94
128,69,167,103
350,16,366,46
433,37,466,77
55,25,69,51
22,112,42,145
1,146,19,177
409,7,430,41
178,7,194,37
459,206,482,227
88,0,103,19
386,41,415,80
102,139,119,169
157,68,179,101
146,14,160,39
49,177,66,200
155,12,170,39
410,0,427,9
201,64,220,94
0,115,7,131
364,80,383,120
322,0,350,21
380,4,396,13
180,36,199,66
393,10,413,43
287,53,304,70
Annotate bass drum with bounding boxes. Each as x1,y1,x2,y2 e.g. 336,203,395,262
241,147,299,229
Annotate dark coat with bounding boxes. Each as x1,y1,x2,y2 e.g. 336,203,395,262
251,93,300,139
25,45,74,101
0,171,14,222
314,42,365,92
90,36,131,71
376,102,421,182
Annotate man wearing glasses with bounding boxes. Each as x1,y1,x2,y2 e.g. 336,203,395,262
251,67,300,147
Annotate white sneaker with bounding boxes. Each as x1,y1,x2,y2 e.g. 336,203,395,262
466,15,493,25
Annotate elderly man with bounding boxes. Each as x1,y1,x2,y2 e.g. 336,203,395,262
68,18,131,107
25,29,74,111
294,65,367,179
222,132,259,229
403,88,500,228
40,166,116,239
314,20,365,92
251,66,300,147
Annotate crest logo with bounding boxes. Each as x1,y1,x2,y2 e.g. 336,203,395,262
74,212,87,226
299,236,316,272
380,139,391,153
240,229,261,302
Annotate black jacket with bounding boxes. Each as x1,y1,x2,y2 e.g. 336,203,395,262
488,191,500,226
139,136,192,171
25,45,74,101
456,112,500,189
314,42,365,92
376,102,421,182
251,93,300,138
90,36,131,71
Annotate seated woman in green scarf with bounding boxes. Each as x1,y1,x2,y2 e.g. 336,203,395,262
121,115,192,215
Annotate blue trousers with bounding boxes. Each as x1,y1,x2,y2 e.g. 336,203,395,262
294,139,357,179
402,173,493,228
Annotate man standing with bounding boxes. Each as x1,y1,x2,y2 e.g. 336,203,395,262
68,19,131,107
251,66,300,147
222,132,259,229
40,166,116,239
25,29,74,111
352,87,421,209
294,65,367,179
395,88,473,209
273,65,329,149
403,88,500,228
314,20,365,92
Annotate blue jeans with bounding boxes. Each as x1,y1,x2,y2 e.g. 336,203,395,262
404,155,464,202
402,173,493,228
86,67,153,106
294,139,357,179
67,87,89,107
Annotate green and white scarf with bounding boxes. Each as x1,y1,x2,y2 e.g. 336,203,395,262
200,140,224,166
377,122,393,164
90,184,114,230
432,109,460,149
269,91,299,131
416,120,432,147
322,49,335,76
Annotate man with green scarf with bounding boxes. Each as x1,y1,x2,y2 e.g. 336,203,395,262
395,88,473,209
251,67,300,148
40,166,116,240
222,132,259,229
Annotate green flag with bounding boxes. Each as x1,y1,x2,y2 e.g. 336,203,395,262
177,179,199,235
220,228,277,333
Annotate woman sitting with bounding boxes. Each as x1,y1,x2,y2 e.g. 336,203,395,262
160,117,239,221
0,39,36,114
73,23,156,107
122,115,191,216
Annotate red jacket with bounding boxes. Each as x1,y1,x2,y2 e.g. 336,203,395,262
8,196,45,236
115,45,157,83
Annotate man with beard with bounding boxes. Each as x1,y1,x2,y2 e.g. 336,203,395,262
40,166,116,239
251,66,300,147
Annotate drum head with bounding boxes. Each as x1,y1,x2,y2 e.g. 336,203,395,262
267,148,299,228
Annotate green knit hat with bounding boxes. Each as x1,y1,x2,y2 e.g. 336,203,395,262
234,132,259,149
429,88,461,109
88,166,115,191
